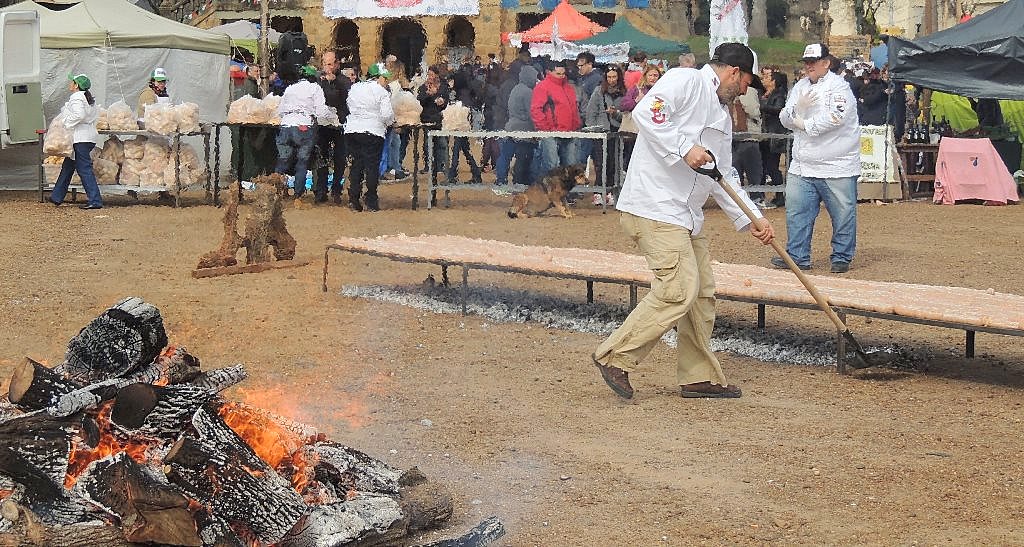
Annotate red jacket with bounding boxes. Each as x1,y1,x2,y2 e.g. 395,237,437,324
529,73,581,131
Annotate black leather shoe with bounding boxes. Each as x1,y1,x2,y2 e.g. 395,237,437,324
79,204,102,210
830,261,850,274
48,199,61,206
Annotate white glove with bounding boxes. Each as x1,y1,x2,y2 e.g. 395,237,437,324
794,90,819,117
791,117,806,131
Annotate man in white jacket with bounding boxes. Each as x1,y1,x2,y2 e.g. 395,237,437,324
276,65,331,199
592,43,775,400
776,43,861,274
344,62,396,211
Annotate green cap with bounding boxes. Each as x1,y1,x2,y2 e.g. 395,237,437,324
300,65,318,77
367,62,392,79
67,73,91,91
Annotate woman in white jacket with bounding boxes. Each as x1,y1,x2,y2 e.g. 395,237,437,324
50,73,102,209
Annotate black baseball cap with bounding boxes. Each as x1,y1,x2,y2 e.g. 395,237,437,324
710,42,764,91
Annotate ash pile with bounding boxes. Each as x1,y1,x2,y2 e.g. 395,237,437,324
0,297,501,546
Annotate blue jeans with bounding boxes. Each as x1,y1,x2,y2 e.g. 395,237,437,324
575,138,594,166
494,138,515,185
538,137,576,176
51,142,101,207
275,125,317,196
784,173,858,266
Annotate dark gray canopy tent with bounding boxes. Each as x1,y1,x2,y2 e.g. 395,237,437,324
888,0,1024,100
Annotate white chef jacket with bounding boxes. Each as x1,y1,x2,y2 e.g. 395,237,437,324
779,70,861,178
277,80,330,127
616,65,761,235
61,91,99,144
344,81,396,138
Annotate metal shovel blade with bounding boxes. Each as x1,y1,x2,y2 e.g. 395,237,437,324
841,330,897,369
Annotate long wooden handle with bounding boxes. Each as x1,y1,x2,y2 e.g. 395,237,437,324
713,176,850,333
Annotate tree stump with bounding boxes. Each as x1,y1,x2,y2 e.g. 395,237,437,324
196,175,296,271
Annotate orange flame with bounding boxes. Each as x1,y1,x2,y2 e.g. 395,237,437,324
64,402,155,488
217,402,314,494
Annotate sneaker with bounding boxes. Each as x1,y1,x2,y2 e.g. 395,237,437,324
591,193,603,206
770,255,810,271
830,261,850,274
680,381,742,398
347,200,363,212
592,354,633,399
605,193,616,206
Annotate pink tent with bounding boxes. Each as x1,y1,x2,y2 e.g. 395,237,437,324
520,0,606,42
933,138,1019,204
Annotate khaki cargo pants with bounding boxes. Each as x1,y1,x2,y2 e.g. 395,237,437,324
594,212,729,387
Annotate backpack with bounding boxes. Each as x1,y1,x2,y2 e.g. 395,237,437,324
275,32,314,81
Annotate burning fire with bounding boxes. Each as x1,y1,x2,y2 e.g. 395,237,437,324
65,402,155,488
217,402,316,493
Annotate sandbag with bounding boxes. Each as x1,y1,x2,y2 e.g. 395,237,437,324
120,158,145,186
43,114,73,157
175,102,201,134
393,90,423,126
441,101,471,131
264,95,282,125
96,108,109,131
123,136,148,160
144,103,178,135
93,157,119,185
143,140,171,173
106,100,137,131
98,136,125,166
227,95,270,124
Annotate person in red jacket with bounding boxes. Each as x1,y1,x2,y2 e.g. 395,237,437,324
530,60,582,175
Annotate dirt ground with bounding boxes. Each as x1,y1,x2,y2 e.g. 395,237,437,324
1,182,1023,546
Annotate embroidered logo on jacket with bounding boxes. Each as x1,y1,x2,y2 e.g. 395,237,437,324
650,96,667,124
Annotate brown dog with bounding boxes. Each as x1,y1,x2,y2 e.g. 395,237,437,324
507,164,589,219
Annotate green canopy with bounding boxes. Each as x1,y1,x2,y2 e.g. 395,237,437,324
4,0,230,55
577,17,689,56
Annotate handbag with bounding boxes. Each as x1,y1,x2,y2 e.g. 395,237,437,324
619,111,638,134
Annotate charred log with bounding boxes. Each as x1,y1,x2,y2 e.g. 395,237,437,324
0,500,132,547
164,405,307,545
0,411,79,497
311,441,403,497
398,467,453,533
184,364,247,393
7,358,85,411
58,297,168,383
110,383,219,441
279,494,408,547
418,516,506,547
72,452,200,546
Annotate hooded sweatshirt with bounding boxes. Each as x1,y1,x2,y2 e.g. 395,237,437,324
505,65,539,132
530,71,581,132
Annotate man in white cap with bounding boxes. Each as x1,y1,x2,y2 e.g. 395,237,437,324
138,67,169,118
591,42,774,401
774,43,861,274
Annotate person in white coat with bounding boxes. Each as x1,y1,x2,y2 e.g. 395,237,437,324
592,43,775,401
50,73,102,210
344,62,395,212
776,43,861,274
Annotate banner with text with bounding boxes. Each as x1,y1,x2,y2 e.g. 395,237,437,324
324,0,479,19
859,125,899,183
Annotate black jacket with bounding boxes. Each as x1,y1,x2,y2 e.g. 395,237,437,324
417,81,449,125
856,79,886,125
319,73,351,122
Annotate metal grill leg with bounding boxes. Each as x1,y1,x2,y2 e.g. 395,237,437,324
441,264,449,287
836,311,848,375
461,265,469,315
629,284,637,309
966,330,975,358
587,280,594,304
757,303,766,329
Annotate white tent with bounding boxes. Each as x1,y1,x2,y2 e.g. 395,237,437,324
1,0,232,123
207,20,280,61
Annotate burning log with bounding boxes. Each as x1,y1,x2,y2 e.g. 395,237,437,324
419,516,506,547
0,411,79,498
183,364,247,393
57,297,168,383
164,404,307,544
72,452,201,546
0,500,131,547
8,358,85,411
110,383,220,441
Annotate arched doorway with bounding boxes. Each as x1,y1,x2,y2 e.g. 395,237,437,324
333,19,360,71
380,18,426,79
443,16,475,67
